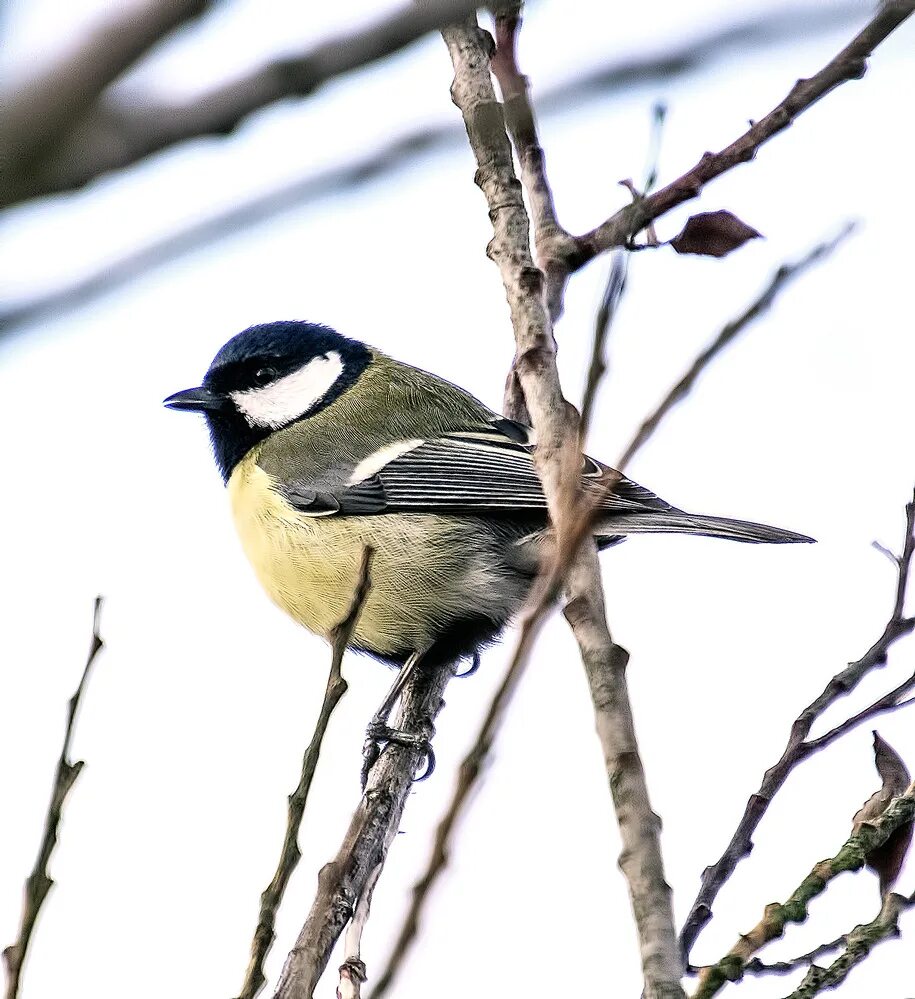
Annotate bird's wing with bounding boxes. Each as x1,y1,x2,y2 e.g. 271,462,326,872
278,419,674,518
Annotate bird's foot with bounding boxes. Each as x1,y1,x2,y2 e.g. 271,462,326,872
360,720,436,790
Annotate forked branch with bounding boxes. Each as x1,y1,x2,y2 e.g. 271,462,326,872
692,784,915,999
681,491,915,958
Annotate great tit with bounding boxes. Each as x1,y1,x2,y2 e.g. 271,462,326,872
164,320,812,671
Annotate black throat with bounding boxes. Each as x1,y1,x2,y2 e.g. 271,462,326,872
206,410,273,483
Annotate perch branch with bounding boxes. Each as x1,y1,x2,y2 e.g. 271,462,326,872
372,492,596,998
271,658,455,999
617,222,855,468
3,598,105,999
692,785,915,999
236,549,373,999
680,489,915,958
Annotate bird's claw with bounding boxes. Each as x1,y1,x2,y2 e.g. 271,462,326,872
453,651,481,678
360,721,436,789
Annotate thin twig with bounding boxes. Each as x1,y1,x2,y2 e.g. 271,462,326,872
742,936,846,977
617,222,855,468
580,249,627,436
580,103,666,437
692,785,915,999
3,598,105,999
336,863,382,999
803,668,915,755
237,549,373,999
572,1,915,272
780,892,914,999
680,490,915,959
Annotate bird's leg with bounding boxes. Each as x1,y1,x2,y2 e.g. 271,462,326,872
361,650,436,788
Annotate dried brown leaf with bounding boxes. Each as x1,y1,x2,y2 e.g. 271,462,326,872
853,731,913,895
669,209,762,258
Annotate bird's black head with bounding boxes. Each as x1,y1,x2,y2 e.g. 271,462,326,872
164,321,371,481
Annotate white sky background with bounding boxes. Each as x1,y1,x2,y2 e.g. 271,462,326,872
1,2,914,998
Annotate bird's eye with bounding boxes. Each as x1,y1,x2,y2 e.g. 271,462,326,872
252,366,276,387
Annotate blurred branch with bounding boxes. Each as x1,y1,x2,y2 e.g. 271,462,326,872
580,103,666,437
2,2,862,207
616,221,856,469
271,659,455,999
0,4,867,336
0,0,211,190
680,489,915,959
3,598,105,999
1,0,500,208
781,891,914,999
567,1,915,281
692,785,915,999
580,249,628,434
236,549,372,999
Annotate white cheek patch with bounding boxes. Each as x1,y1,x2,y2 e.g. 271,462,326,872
231,351,344,429
348,439,424,484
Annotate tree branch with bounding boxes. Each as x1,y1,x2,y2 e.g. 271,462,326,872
741,936,847,978
3,598,105,999
617,222,856,468
580,249,628,435
5,2,859,207
0,5,867,335
780,892,913,999
580,102,666,437
0,0,211,193
372,542,575,998
569,1,915,279
0,0,502,208
680,489,915,959
374,19,685,999
237,549,373,999
335,861,382,999
271,658,455,999
692,786,915,999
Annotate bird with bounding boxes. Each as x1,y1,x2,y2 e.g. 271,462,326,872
164,320,812,777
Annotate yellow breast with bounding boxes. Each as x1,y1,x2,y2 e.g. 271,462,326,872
227,450,506,659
